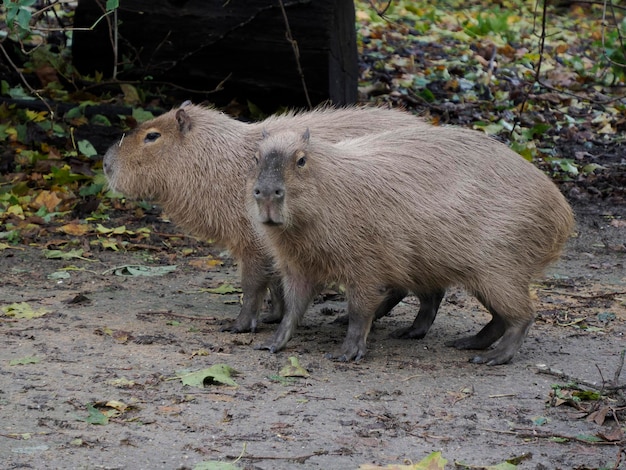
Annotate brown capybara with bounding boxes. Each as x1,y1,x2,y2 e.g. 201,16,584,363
247,127,575,365
103,103,437,332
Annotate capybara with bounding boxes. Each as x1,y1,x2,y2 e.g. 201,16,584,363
103,102,436,332
247,127,575,365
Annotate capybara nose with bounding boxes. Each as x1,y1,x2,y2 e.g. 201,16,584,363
253,185,284,201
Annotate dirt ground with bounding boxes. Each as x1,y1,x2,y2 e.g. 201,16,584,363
1,197,625,470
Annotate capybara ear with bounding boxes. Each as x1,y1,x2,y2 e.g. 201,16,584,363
175,109,193,134
301,128,310,143
180,100,192,108
261,128,270,139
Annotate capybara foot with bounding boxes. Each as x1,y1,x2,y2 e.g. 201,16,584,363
445,335,489,350
390,325,428,340
260,311,283,324
324,341,366,362
254,342,280,353
468,349,513,366
331,313,350,325
220,319,257,334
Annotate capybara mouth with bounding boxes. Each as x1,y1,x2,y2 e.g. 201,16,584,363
262,219,283,226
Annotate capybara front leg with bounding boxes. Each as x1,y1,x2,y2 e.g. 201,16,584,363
256,271,316,353
390,289,445,339
221,258,269,333
327,291,381,362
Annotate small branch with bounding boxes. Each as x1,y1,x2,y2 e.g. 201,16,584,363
136,311,217,321
540,289,626,299
484,427,624,445
0,42,55,123
278,0,312,108
536,364,626,392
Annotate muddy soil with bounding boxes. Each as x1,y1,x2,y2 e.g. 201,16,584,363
1,199,625,470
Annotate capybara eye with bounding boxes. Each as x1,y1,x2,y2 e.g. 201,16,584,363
144,132,161,143
296,156,306,167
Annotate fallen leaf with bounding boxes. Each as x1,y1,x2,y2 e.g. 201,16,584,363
359,451,447,469
79,403,109,425
44,249,92,261
177,364,239,388
279,356,310,378
102,264,177,276
9,356,41,366
32,190,62,212
57,222,91,236
1,302,50,319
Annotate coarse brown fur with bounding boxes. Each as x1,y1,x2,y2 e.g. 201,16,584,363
103,103,429,332
248,126,575,364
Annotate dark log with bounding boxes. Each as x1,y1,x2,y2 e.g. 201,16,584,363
72,0,358,110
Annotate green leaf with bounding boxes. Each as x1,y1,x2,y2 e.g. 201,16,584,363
279,356,310,378
132,108,154,123
1,302,50,319
106,0,119,11
80,403,109,425
572,390,601,401
105,265,177,277
44,249,92,261
177,364,239,388
201,283,242,295
78,139,98,157
9,356,40,366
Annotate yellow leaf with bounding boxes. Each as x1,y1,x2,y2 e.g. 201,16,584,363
33,190,62,212
120,84,141,105
189,257,223,270
7,204,24,218
1,302,50,319
58,223,91,236
25,110,48,123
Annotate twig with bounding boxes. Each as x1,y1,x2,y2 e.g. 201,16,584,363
225,450,328,463
136,311,217,321
0,42,55,122
484,427,624,445
536,364,626,392
278,0,312,108
614,349,626,385
540,289,626,299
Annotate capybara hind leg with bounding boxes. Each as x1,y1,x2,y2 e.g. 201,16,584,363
256,272,316,353
261,275,285,324
391,289,445,339
221,259,269,333
449,286,535,365
333,287,408,325
469,321,532,365
446,315,506,350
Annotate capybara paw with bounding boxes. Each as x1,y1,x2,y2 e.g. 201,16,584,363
446,335,488,350
325,345,366,362
219,321,256,334
253,342,280,353
330,314,350,325
389,325,427,340
469,349,514,366
260,312,283,324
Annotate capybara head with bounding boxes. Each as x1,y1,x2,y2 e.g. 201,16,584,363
249,129,318,228
103,105,196,201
